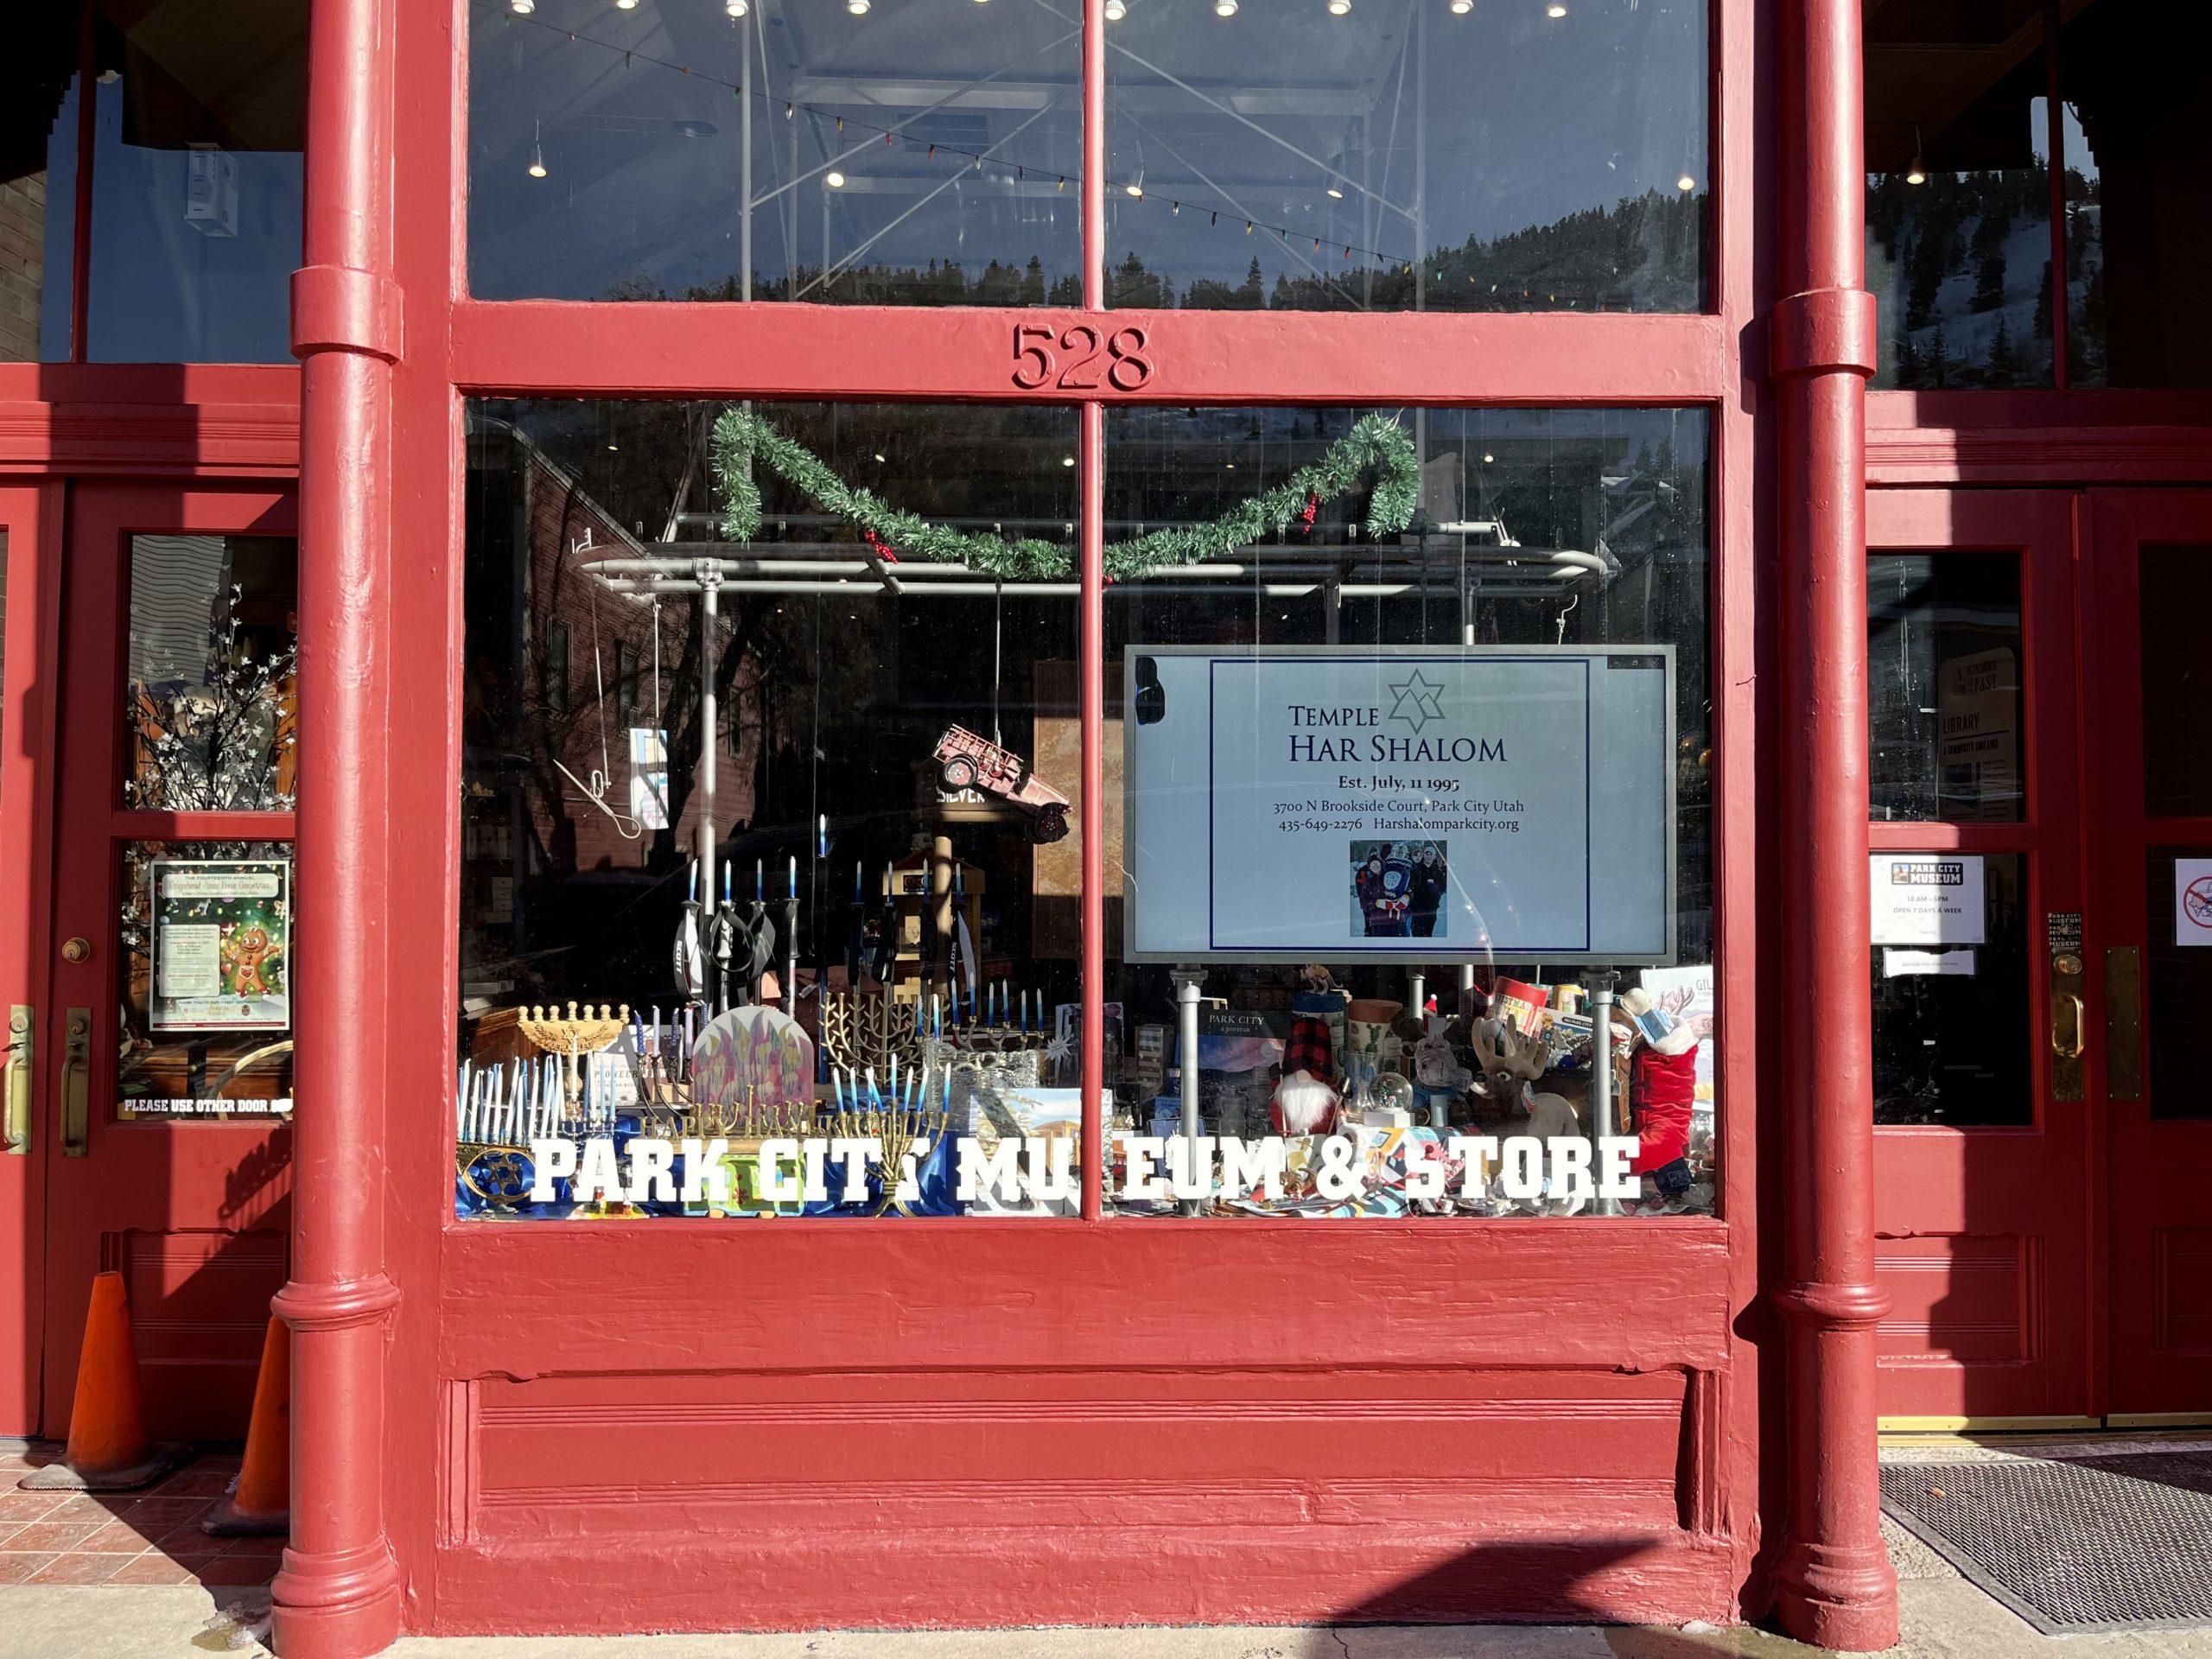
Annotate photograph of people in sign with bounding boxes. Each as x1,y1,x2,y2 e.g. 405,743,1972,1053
1349,840,1448,939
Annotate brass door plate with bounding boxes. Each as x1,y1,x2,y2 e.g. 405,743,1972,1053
2106,946,2143,1101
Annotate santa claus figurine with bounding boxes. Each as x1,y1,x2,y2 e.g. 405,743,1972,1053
1614,988,1704,1204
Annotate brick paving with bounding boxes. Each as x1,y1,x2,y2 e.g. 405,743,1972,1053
0,1448,277,1590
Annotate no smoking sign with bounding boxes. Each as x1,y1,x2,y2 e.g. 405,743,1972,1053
2177,859,2212,947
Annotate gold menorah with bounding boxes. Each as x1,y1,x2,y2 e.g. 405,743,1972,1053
515,1001,631,1109
826,1102,950,1217
692,1088,818,1140
820,991,923,1081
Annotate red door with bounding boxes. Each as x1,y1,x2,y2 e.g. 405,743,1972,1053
1866,489,2092,1426
42,485,298,1443
2088,489,2212,1421
0,484,62,1435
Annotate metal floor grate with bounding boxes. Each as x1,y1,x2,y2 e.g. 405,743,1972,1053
1882,1452,2212,1633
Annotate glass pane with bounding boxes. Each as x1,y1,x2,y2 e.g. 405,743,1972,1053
2139,544,2212,817
84,0,304,362
124,535,299,812
119,838,295,1120
1867,553,2024,823
1872,852,2031,1127
0,14,80,361
2148,848,2212,1120
468,4,1080,306
1103,0,1707,313
2058,2,2212,388
1864,0,2054,389
461,397,1084,1218
1107,407,1714,1217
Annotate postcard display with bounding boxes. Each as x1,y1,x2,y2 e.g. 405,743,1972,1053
454,651,1713,1221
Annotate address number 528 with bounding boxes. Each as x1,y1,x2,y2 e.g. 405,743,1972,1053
1012,323,1154,391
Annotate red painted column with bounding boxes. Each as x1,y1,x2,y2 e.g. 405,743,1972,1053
1770,0,1897,1650
270,0,403,1652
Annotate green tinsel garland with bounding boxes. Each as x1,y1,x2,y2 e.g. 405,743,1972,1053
712,407,1420,582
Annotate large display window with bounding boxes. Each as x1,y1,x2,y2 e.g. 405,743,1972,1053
454,397,1715,1221
467,0,1707,311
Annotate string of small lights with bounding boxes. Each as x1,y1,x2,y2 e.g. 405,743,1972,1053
483,0,1424,270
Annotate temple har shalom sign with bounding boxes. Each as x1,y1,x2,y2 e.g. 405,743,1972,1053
1124,646,1677,964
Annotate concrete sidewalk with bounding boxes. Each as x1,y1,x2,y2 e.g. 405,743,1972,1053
15,1440,2212,1659
2,1571,2209,1659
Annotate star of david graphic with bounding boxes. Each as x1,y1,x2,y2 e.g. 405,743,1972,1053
1387,669,1446,734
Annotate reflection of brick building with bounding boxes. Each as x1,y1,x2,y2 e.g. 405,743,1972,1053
462,421,769,1004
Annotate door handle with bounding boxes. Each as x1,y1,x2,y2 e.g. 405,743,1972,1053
2048,937,2088,1102
5,1007,29,1155
2053,992,2087,1061
60,1008,90,1159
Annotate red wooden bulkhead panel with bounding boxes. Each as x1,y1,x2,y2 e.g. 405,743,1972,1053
109,1227,289,1440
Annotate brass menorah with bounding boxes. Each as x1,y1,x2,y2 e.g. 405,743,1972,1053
692,1089,819,1140
516,1001,631,1108
826,1102,950,1217
941,1023,1048,1058
820,991,923,1081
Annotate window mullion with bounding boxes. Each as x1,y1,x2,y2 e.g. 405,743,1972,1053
1082,0,1104,312
1079,397,1104,1221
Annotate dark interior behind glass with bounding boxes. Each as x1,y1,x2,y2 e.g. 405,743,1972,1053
1868,553,2024,823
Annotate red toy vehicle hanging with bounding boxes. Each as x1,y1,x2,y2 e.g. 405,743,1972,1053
933,726,1071,843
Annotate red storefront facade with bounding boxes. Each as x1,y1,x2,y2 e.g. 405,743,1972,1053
2,0,2209,1655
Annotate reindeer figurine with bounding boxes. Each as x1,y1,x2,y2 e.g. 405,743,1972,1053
1467,1020,1592,1216
1468,1020,1580,1143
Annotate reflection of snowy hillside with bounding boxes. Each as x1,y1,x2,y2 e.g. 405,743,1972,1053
2063,193,2106,386
1866,169,2054,389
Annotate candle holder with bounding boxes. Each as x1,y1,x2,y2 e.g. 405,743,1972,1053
819,990,925,1081
823,1100,952,1216
515,1001,631,1109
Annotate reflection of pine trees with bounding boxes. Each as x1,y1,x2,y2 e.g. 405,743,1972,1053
1109,250,1171,308
1968,202,2008,313
1986,318,2018,388
1905,229,1944,331
1872,167,2056,390
600,190,1704,312
607,257,1083,308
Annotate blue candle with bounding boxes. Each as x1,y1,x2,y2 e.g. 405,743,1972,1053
722,860,732,906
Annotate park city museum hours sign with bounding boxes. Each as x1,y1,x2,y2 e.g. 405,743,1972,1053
1124,647,1677,964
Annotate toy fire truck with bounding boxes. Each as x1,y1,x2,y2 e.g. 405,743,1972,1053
932,726,1071,843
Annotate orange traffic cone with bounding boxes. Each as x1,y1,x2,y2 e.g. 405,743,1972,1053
202,1316,288,1536
22,1270,189,1491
